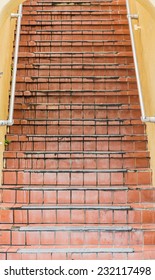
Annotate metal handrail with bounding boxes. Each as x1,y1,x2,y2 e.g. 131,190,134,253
126,0,155,123
0,4,22,126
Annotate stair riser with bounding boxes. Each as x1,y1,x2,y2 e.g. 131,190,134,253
17,58,133,69
21,25,129,33
10,123,144,135
1,251,150,261
1,189,154,204
16,67,134,77
14,95,140,105
6,140,147,153
12,108,141,119
0,208,154,224
22,46,131,52
2,170,151,186
4,156,149,169
15,82,137,93
0,230,144,246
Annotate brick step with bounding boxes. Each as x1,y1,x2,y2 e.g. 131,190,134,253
4,150,149,158
24,4,126,11
13,105,140,118
22,62,134,69
1,186,154,204
14,102,139,110
18,75,135,80
14,102,131,109
36,0,124,3
20,28,129,33
7,134,147,141
12,107,141,119
21,13,127,21
9,125,144,138
13,91,139,106
3,151,149,170
9,120,147,137
21,24,129,33
19,40,131,46
0,203,155,225
21,20,128,26
1,245,155,260
15,83,137,92
0,245,139,260
17,55,133,65
16,78,136,87
18,50,132,57
34,9,126,14
1,223,155,247
6,135,147,153
24,1,126,8
17,68,134,77
36,0,121,2
19,45,132,53
0,186,129,204
14,89,138,98
1,185,154,203
19,33,130,43
22,19,128,25
0,225,146,247
2,169,151,186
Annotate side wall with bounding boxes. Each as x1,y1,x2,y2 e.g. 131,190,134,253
128,0,155,184
0,0,25,184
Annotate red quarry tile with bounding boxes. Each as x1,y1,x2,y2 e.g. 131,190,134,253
3,172,16,185
41,232,55,245
44,191,57,204
85,232,98,245
28,210,42,223
114,211,127,223
31,173,43,185
26,232,40,245
55,232,69,245
85,190,98,204
12,232,25,245
30,191,43,204
58,191,70,204
71,210,85,224
17,171,30,185
2,190,15,203
72,191,84,204
44,173,56,185
71,232,84,245
100,232,113,245
85,210,99,224
14,210,28,223
57,210,70,224
0,231,10,245
84,173,96,185
43,210,56,223
0,210,13,223
100,210,113,224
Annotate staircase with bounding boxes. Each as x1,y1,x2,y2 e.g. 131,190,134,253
0,0,155,260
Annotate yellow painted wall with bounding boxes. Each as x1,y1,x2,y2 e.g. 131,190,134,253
128,0,155,184
0,0,25,184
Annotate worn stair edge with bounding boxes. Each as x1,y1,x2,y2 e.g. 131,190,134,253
16,225,133,232
17,248,134,254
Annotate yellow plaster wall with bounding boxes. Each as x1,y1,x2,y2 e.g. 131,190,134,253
0,0,25,184
128,0,155,184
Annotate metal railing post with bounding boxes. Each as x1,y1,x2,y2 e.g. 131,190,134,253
0,4,22,126
126,0,155,123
